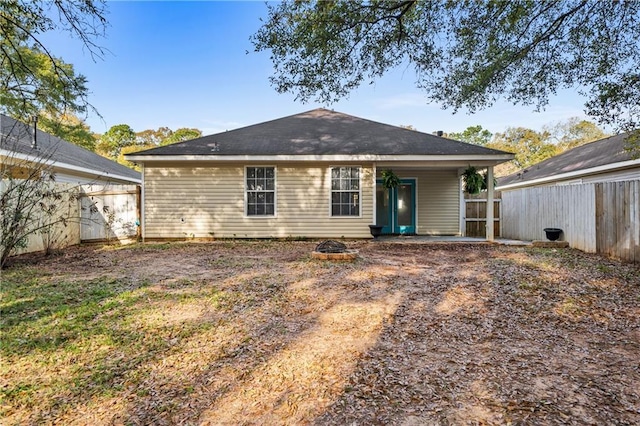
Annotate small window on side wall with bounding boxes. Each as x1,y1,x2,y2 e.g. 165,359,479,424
246,166,275,216
330,166,360,216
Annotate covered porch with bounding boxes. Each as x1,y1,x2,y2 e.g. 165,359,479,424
371,160,502,241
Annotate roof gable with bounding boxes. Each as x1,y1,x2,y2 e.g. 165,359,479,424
130,109,511,158
497,132,637,188
1,114,140,183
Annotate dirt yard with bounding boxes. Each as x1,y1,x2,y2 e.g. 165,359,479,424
1,241,639,425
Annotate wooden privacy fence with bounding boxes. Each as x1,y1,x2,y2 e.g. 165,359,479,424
79,184,140,242
3,182,140,256
501,180,640,262
595,181,640,262
4,182,81,256
464,193,501,238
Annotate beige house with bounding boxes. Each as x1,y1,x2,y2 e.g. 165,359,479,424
127,109,513,240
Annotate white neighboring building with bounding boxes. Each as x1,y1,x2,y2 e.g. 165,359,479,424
497,133,639,190
1,114,141,185
1,114,141,256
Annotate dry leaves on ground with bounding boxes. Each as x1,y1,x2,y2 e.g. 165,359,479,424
1,241,639,425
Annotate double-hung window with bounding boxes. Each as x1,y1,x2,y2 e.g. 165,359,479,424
246,166,275,216
331,166,360,216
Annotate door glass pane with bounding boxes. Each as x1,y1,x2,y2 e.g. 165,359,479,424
376,186,390,226
397,184,412,227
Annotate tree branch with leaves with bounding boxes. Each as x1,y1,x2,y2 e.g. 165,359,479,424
253,1,640,136
1,1,108,266
0,0,107,123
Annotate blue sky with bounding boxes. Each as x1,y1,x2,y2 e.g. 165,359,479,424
44,1,594,136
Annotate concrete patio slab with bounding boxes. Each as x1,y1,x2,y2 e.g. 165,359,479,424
371,235,532,246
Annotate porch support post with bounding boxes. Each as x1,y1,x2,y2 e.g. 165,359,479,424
372,162,377,226
486,166,494,241
140,163,145,242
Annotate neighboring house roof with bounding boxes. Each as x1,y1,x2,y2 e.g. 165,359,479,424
497,132,639,190
127,109,512,163
1,114,141,184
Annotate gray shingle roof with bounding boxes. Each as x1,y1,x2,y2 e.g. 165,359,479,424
497,132,636,187
1,114,140,182
130,109,511,157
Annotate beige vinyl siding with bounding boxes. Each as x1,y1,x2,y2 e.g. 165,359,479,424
144,162,373,239
392,169,461,235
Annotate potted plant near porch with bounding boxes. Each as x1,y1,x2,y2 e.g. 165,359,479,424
369,169,400,238
543,228,563,241
368,224,384,238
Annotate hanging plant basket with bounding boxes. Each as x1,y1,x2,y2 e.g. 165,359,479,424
463,166,484,194
381,169,400,189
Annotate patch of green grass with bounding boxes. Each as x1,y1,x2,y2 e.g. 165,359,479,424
596,264,612,274
0,260,261,419
1,273,167,407
0,382,35,400
284,235,309,241
4,255,202,418
517,278,546,292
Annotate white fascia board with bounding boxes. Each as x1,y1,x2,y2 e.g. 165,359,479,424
1,148,141,184
376,159,511,168
496,158,640,191
125,153,515,163
1,148,56,166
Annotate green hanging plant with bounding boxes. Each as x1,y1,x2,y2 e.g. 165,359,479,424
463,166,484,194
381,169,401,189
481,171,497,191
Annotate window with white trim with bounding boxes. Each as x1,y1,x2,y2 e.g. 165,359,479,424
330,166,360,216
246,166,275,216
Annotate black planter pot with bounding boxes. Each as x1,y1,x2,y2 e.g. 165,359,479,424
543,228,563,241
369,225,384,238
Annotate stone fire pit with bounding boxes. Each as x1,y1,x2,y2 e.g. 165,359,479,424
311,240,358,261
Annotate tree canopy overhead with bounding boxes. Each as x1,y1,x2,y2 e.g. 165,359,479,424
97,124,136,159
0,0,107,122
448,125,493,146
38,111,97,151
252,0,640,132
449,118,610,176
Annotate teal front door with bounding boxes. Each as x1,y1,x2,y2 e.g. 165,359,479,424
375,179,416,235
